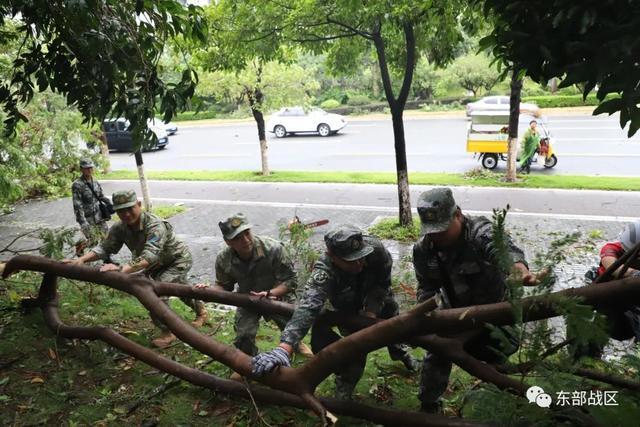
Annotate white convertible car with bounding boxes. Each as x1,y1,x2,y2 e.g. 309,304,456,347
266,106,347,137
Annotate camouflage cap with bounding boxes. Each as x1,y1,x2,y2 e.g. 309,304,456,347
219,213,252,240
79,158,95,169
324,225,374,261
112,190,138,211
417,187,457,235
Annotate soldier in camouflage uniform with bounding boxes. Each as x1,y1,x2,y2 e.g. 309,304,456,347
66,190,207,348
413,187,541,413
251,225,419,399
71,159,111,246
195,213,312,366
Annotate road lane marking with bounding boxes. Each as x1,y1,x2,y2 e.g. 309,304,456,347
150,196,639,223
236,141,342,145
179,154,252,158
551,127,625,130
333,152,431,156
555,138,638,142
559,153,640,157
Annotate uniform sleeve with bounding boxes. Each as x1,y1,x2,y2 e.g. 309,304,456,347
413,242,441,303
139,221,167,266
280,267,331,348
363,247,392,313
91,225,123,259
71,182,87,226
473,218,527,269
272,243,297,292
214,253,236,291
600,242,623,260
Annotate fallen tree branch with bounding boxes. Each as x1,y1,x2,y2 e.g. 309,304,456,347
6,255,639,425
7,259,483,427
574,367,640,392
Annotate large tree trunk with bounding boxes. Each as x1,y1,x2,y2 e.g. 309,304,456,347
134,150,152,210
506,70,522,182
248,66,269,176
390,108,412,225
253,107,269,176
373,21,416,226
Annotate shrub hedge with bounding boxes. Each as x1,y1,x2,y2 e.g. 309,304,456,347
521,94,603,108
320,99,341,109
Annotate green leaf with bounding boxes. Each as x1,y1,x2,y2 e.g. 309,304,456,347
592,97,623,116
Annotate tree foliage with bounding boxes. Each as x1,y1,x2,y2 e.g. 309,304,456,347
480,0,640,136
0,1,207,142
225,0,478,224
0,91,102,210
450,53,501,97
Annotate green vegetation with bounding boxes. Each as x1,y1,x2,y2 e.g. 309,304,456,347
174,111,219,121
368,218,422,242
103,170,640,192
0,91,103,210
150,204,187,220
482,0,640,136
522,94,603,108
320,99,341,109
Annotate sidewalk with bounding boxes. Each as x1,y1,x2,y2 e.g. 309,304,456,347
1,181,631,288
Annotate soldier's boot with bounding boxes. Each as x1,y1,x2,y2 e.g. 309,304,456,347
401,354,420,372
420,399,443,414
151,331,177,348
296,342,314,358
334,377,356,400
191,306,208,328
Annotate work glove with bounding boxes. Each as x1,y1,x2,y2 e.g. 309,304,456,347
251,347,290,376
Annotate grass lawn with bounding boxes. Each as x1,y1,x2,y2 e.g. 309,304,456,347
102,170,640,192
0,272,430,426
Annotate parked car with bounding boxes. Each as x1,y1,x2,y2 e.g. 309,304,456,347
266,106,347,138
102,118,169,152
465,96,540,117
149,118,178,135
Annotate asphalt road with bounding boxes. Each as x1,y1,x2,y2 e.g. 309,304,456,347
108,112,640,176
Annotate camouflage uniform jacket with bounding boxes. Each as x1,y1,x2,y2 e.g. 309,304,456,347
280,235,393,347
92,211,191,271
413,215,527,307
214,235,297,295
71,177,110,226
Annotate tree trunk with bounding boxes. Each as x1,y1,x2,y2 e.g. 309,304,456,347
134,150,152,210
549,77,558,94
252,105,269,176
372,21,416,227
506,70,523,182
391,108,412,226
371,61,380,99
97,131,111,174
248,66,269,176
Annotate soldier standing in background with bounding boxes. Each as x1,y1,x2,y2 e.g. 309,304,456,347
71,158,112,249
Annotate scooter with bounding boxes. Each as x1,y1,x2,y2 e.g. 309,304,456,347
532,136,558,169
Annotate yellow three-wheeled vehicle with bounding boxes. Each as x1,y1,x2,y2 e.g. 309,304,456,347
466,111,558,170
